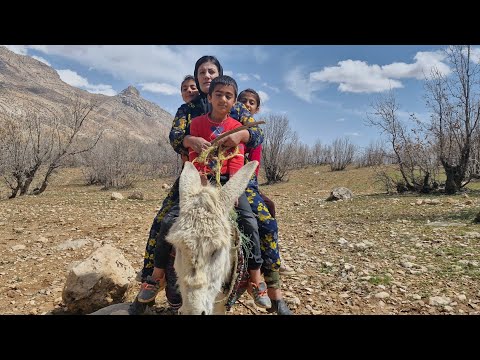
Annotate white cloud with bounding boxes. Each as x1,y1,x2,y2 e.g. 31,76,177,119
262,82,280,93
3,45,28,55
252,46,269,64
383,51,450,79
57,69,89,87
31,56,50,66
258,90,269,104
309,51,450,95
259,106,272,114
29,45,50,53
57,69,116,96
224,70,233,77
310,59,403,93
345,132,360,136
140,82,178,95
253,74,261,80
470,47,480,63
88,87,117,96
22,45,232,89
336,118,345,122
237,73,250,81
285,67,324,102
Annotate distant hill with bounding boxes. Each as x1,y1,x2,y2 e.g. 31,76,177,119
0,46,173,144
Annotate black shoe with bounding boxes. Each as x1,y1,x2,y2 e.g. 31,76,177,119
137,275,165,303
267,299,293,315
128,297,155,315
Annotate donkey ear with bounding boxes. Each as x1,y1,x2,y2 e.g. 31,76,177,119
179,161,202,204
220,161,258,208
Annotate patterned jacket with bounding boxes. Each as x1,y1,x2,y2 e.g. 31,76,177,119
169,94,264,157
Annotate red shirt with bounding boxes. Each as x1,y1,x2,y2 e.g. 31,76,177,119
246,144,262,177
189,114,245,176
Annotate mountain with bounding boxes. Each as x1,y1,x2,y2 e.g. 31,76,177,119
0,46,173,144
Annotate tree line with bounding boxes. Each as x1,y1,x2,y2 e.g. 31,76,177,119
1,45,479,197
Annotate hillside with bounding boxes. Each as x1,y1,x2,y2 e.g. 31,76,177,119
0,46,173,143
0,165,479,315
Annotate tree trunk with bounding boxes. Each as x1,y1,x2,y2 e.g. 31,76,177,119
8,173,23,199
20,164,41,195
421,172,431,193
444,164,459,194
9,186,20,199
20,175,34,195
36,165,55,195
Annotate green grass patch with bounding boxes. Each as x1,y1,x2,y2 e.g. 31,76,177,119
368,274,392,285
442,208,478,222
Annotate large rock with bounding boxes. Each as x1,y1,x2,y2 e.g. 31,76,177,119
89,302,156,315
326,187,353,201
62,244,136,314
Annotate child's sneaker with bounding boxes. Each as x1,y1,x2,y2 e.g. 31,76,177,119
248,281,272,309
279,264,295,276
267,299,293,315
137,275,166,303
128,297,154,315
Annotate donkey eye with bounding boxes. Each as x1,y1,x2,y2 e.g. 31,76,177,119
211,250,218,259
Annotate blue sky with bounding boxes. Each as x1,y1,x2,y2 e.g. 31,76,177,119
4,45,470,148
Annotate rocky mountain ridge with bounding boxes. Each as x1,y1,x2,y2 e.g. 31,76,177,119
0,46,173,143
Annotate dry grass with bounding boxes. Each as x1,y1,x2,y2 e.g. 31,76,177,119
1,165,479,315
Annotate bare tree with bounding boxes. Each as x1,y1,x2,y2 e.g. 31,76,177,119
154,136,182,177
355,139,387,168
81,134,142,189
35,97,101,194
290,136,310,169
0,115,29,198
80,131,178,189
373,165,398,194
0,96,101,198
261,114,298,184
423,45,480,194
366,91,438,192
310,139,330,165
468,131,480,178
0,110,57,198
329,137,357,171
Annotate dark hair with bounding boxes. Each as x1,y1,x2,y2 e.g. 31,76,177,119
238,88,261,107
208,75,238,99
193,55,223,95
181,75,195,89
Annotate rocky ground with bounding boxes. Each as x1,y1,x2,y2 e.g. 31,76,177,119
1,165,479,315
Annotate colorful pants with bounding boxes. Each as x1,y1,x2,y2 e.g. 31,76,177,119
245,180,281,272
141,177,282,286
141,177,179,279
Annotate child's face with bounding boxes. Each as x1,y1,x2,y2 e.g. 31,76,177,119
208,84,236,117
238,92,259,115
181,79,199,103
197,61,220,94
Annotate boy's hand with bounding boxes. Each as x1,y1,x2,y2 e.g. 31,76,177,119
184,135,211,154
215,130,249,147
200,174,208,186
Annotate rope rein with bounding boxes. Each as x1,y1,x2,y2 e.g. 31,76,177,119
192,145,239,186
214,221,240,305
191,120,265,186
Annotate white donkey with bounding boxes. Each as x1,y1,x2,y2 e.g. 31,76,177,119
166,160,258,315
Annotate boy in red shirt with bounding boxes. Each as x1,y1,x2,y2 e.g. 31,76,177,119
188,75,270,308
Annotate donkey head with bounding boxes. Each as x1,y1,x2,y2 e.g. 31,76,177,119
166,161,258,315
